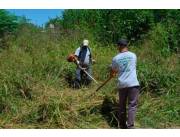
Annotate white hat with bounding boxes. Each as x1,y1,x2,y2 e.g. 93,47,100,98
83,39,89,46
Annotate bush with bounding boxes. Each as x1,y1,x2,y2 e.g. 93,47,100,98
0,10,18,49
150,23,171,57
59,10,155,44
138,63,178,95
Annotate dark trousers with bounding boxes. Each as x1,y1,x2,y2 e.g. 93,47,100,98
118,86,139,129
75,65,92,82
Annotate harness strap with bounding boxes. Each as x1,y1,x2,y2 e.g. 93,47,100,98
78,46,92,64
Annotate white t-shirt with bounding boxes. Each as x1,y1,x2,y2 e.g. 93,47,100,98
112,51,139,89
75,46,91,65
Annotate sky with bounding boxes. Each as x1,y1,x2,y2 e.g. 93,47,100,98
7,9,63,27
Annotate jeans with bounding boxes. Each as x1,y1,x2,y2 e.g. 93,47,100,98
75,65,92,82
118,86,139,129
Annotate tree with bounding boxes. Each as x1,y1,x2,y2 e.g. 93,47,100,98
0,10,18,38
60,10,155,44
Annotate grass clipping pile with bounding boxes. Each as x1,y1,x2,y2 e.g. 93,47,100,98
13,83,117,129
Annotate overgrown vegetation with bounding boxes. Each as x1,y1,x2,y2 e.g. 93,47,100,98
0,9,179,128
46,9,180,49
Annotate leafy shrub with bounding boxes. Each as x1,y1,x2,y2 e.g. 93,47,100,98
0,10,18,49
138,63,178,95
0,10,18,37
150,23,171,57
60,10,155,44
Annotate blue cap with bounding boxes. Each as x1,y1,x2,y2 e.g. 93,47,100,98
117,39,128,46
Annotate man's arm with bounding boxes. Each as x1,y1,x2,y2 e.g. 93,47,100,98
74,47,80,56
110,58,118,77
110,68,118,77
73,47,81,64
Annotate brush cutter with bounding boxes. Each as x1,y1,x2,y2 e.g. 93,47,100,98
95,76,113,91
84,76,113,99
95,68,117,91
67,54,98,84
77,64,98,84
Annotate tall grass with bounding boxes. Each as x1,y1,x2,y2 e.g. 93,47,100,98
0,25,179,128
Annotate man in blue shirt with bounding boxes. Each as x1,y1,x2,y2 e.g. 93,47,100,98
111,39,140,129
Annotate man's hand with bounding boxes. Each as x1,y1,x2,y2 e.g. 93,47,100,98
92,59,96,64
110,69,117,77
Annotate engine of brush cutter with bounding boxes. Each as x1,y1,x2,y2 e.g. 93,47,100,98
67,54,76,62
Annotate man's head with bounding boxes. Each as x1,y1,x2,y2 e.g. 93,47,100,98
117,39,128,52
82,39,89,46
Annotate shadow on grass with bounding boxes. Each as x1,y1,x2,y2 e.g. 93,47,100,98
100,96,119,128
64,71,91,89
64,73,74,87
78,96,119,128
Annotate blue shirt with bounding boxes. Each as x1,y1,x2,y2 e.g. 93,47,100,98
112,51,139,89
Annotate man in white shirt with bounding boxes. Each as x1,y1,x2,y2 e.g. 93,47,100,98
111,39,140,129
74,39,92,88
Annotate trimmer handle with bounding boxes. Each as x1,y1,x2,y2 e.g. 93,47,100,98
96,76,113,91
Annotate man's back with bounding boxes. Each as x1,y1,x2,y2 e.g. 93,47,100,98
112,51,139,88
75,46,91,65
